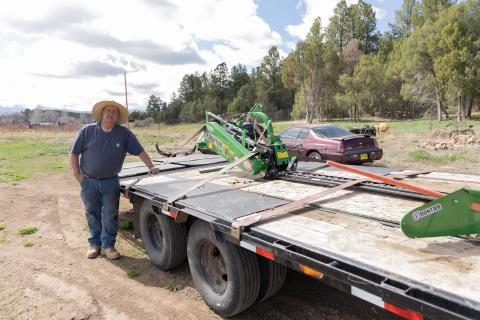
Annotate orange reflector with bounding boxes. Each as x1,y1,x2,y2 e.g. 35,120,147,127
471,202,480,212
384,302,423,320
299,264,323,278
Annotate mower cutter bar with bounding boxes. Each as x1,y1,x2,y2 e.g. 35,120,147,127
281,170,434,201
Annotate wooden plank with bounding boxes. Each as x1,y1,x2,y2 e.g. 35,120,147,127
243,180,424,223
232,178,368,232
232,170,427,233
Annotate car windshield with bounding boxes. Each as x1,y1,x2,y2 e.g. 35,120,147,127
312,125,351,138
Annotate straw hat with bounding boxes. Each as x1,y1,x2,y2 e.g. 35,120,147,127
92,100,129,124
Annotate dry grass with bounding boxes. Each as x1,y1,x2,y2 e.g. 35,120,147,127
374,130,479,173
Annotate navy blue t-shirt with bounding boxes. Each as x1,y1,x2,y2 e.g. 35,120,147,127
69,123,144,178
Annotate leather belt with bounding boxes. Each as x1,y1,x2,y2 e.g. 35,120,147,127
83,174,117,180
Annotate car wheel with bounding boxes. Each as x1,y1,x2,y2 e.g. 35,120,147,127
308,151,323,161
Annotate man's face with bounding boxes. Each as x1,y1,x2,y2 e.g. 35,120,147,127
101,106,119,125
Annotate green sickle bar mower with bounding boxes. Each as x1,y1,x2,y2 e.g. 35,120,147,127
196,103,296,178
326,161,480,238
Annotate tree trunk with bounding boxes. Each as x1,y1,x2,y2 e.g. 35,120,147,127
303,84,309,123
436,99,443,121
433,80,443,121
465,96,473,119
441,106,448,119
457,95,464,121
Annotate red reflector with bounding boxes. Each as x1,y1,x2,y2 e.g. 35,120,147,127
168,211,177,218
256,247,274,261
471,202,480,212
384,302,423,320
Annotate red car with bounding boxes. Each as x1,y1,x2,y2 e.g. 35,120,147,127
278,124,383,164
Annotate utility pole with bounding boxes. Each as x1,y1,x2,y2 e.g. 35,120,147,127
124,71,129,129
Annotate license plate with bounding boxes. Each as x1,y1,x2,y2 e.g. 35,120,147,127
360,153,368,160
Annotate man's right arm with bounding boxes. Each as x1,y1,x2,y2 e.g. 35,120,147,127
69,152,84,184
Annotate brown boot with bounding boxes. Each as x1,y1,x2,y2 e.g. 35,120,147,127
86,245,101,259
103,247,121,260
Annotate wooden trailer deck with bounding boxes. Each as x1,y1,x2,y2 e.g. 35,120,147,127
120,158,480,316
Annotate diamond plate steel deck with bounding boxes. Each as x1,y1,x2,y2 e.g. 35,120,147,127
130,177,288,220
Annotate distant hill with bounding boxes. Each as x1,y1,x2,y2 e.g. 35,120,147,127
0,104,143,115
0,105,26,115
31,105,91,114
0,104,144,118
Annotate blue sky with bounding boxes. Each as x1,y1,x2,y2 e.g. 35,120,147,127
0,0,403,111
255,0,402,52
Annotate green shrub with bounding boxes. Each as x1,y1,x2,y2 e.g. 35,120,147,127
408,149,473,164
23,241,34,247
126,269,140,278
18,227,38,235
119,220,134,230
165,280,184,292
408,149,430,161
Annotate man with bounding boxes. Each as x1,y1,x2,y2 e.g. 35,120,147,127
69,100,159,259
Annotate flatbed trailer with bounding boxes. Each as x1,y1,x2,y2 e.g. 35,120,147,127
119,153,480,319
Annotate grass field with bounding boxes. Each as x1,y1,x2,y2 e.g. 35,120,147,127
0,116,478,184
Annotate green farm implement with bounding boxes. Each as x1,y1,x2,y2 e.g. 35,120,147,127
196,103,295,178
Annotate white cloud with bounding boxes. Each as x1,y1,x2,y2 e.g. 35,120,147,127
0,0,281,110
373,6,388,20
286,0,358,39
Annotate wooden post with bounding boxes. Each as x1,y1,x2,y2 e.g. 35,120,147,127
124,71,129,129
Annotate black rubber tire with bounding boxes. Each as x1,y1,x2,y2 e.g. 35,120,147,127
139,200,187,270
187,220,260,317
308,151,323,161
257,255,287,302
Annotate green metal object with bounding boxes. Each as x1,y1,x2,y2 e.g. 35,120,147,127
199,167,223,174
401,188,480,238
202,121,267,175
196,103,295,176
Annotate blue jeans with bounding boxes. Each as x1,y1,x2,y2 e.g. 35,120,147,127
80,177,120,248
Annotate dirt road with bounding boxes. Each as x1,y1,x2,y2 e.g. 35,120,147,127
0,174,401,320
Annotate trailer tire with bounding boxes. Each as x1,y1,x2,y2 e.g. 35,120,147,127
139,201,187,270
187,220,260,317
257,256,287,302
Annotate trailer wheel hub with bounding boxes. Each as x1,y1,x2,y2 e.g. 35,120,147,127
198,240,227,294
